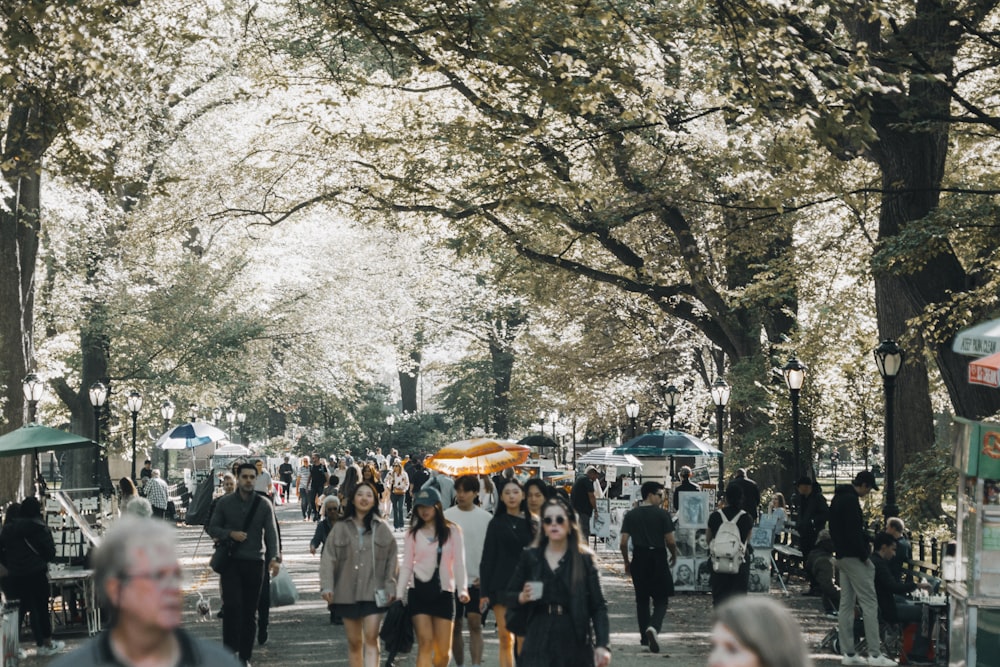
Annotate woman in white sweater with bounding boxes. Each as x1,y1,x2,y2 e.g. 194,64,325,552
397,486,469,667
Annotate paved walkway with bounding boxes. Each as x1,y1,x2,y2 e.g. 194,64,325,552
26,499,845,666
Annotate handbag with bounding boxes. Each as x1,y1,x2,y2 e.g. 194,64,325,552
411,543,443,598
379,600,414,654
269,564,299,606
504,604,532,636
210,494,261,574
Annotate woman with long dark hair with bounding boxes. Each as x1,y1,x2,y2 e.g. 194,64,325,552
396,487,469,667
506,497,611,667
480,477,535,667
385,461,410,530
524,478,553,518
320,482,397,667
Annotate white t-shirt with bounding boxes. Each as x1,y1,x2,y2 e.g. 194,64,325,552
444,505,492,581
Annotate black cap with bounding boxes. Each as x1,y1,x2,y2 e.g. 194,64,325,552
795,476,813,487
853,470,879,490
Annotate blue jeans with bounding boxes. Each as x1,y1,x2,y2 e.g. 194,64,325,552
391,493,406,528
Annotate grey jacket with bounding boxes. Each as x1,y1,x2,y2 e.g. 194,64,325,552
49,628,241,667
206,490,280,563
320,517,397,605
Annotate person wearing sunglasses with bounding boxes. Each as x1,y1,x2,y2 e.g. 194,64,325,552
50,517,241,667
505,498,611,667
618,481,678,654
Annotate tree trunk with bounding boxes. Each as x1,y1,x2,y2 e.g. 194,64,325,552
489,341,514,438
398,349,421,413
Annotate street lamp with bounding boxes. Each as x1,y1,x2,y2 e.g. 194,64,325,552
89,382,107,488
710,377,731,496
162,399,176,482
212,407,222,424
188,403,198,422
386,413,395,448
22,373,44,423
873,339,904,519
226,408,236,443
664,385,680,430
782,356,807,479
126,390,143,481
625,400,639,439
237,411,246,445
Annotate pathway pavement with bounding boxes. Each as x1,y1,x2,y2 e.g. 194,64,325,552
26,499,846,666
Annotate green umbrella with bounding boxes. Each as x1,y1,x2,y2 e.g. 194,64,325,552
0,423,96,491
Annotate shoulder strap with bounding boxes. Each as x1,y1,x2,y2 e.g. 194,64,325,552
242,494,261,533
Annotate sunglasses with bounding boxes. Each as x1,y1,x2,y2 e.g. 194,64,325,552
542,515,567,525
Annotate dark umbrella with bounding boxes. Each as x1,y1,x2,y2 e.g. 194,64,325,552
613,429,722,457
0,423,97,493
517,435,559,448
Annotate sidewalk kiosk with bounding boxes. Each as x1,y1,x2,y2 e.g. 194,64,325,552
948,416,1000,666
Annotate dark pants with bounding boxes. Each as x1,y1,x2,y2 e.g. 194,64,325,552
579,513,592,538
710,559,749,607
220,558,265,662
257,568,270,640
299,488,309,518
306,489,322,521
152,506,167,519
630,548,671,634
391,493,406,529
10,570,52,646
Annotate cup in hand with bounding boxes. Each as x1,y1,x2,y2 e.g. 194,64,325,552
527,581,544,600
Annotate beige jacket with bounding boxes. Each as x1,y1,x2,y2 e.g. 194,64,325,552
320,516,398,605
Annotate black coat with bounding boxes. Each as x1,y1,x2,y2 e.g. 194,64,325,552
504,546,610,649
828,484,870,561
795,488,830,541
0,517,56,576
480,513,534,601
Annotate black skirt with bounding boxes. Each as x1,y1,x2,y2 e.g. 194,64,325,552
520,613,593,667
332,601,383,620
408,585,455,620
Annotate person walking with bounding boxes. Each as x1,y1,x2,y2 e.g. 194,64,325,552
295,456,311,519
445,476,493,667
708,596,813,667
311,495,343,624
307,453,329,522
50,517,241,667
795,476,830,595
207,462,281,667
619,481,678,654
145,469,170,519
570,466,599,539
386,461,410,530
278,455,295,504
397,487,469,667
0,496,64,656
524,478,552,518
829,470,895,667
706,483,752,607
506,497,611,667
480,478,534,667
321,481,398,667
731,469,761,523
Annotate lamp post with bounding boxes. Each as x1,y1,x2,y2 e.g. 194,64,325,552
126,390,143,481
226,408,236,444
710,377,730,497
23,373,44,424
873,339,904,519
89,382,107,488
625,400,639,439
238,411,246,445
188,403,198,422
386,413,395,448
664,385,680,430
782,356,807,479
161,399,175,482
212,407,222,424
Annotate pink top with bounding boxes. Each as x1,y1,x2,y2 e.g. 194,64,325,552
396,525,468,600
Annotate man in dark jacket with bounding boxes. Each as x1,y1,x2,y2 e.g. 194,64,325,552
805,528,840,615
795,475,830,594
731,468,761,522
671,466,699,511
829,470,895,667
872,532,934,662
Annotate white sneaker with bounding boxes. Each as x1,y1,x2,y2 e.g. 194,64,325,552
37,640,65,656
841,656,868,666
645,627,659,654
868,656,897,667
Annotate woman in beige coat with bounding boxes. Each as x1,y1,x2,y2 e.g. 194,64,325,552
321,481,398,667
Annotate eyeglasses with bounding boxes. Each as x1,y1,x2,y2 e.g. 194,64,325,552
543,515,567,525
123,567,184,588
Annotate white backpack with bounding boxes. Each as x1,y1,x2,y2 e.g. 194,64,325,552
710,509,747,574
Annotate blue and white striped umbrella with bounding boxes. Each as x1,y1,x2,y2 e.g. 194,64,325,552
155,422,228,450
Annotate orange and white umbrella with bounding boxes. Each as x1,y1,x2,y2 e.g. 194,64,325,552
425,438,530,476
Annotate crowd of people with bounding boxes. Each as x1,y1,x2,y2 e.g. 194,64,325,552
0,444,941,667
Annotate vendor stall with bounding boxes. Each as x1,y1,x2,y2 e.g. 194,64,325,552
948,416,1000,666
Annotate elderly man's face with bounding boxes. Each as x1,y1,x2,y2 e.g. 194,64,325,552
113,545,183,632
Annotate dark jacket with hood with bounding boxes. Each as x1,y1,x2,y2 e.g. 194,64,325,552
0,516,56,576
828,483,871,561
